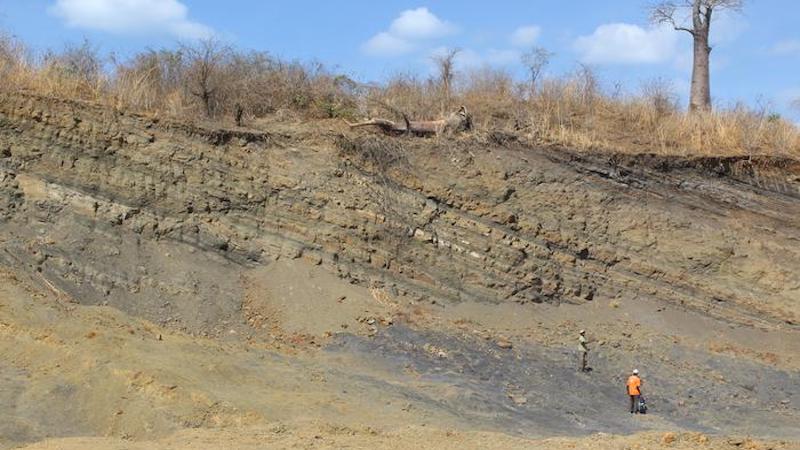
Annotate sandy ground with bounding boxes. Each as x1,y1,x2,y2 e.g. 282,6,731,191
242,259,394,337
0,259,798,449
20,425,798,450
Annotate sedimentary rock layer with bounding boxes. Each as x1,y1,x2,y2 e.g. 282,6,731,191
0,93,797,334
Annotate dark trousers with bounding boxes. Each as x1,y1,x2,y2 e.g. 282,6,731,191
629,395,640,413
580,351,587,371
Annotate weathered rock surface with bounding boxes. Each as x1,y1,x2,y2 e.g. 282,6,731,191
0,93,798,448
0,93,797,333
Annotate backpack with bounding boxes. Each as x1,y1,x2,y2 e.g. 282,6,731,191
638,396,648,414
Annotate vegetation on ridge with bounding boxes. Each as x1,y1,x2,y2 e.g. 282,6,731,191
1,31,798,157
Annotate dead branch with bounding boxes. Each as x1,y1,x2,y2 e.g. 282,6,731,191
345,106,472,137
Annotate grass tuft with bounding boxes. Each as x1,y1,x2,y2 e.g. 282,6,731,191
1,32,798,158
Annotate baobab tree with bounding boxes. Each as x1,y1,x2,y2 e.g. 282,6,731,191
650,0,743,112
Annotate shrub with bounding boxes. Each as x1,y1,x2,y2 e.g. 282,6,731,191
1,29,798,158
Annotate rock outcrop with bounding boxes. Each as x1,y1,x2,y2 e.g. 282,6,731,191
0,92,798,335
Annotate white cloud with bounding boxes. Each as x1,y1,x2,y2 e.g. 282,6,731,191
510,25,541,47
362,32,414,56
573,23,678,65
362,7,456,57
772,39,800,56
49,0,213,39
388,7,456,40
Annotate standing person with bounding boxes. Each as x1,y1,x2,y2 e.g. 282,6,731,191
627,369,643,414
578,330,589,372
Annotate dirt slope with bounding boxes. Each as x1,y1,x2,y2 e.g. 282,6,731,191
0,92,798,448
18,427,798,450
1,267,796,450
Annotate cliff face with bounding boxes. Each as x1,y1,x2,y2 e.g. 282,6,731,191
1,93,800,448
0,93,798,335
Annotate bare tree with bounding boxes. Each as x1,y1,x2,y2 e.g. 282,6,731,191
47,38,103,86
641,77,679,116
431,48,460,114
650,0,743,113
0,32,28,89
574,63,599,108
182,38,231,118
520,46,553,95
112,48,187,112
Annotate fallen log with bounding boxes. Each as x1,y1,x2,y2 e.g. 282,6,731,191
346,106,472,137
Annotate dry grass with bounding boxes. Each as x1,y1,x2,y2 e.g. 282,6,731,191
1,32,799,158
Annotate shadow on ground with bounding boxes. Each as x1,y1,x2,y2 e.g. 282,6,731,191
327,324,799,439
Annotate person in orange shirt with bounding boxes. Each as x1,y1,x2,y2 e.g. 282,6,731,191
626,369,643,414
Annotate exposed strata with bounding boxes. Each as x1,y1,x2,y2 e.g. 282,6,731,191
0,92,797,334
0,93,798,448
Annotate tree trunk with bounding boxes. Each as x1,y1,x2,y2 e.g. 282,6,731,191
689,30,712,112
202,91,213,117
689,2,712,112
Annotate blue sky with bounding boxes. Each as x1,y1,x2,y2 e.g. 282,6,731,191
1,0,799,119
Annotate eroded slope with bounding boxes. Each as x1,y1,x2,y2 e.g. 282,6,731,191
0,93,798,331
0,93,798,448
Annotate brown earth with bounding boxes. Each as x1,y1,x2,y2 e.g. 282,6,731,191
18,427,799,450
0,92,798,449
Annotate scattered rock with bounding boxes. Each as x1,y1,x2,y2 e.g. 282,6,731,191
270,423,288,434
508,394,527,405
661,432,676,446
496,339,513,349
